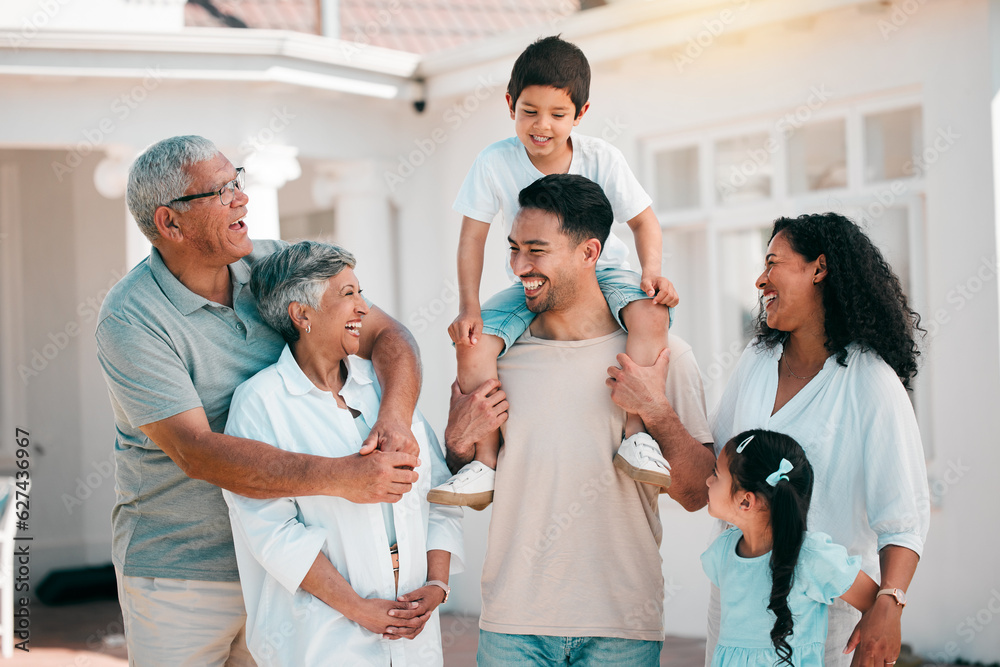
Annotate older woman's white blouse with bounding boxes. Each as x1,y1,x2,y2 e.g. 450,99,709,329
222,345,464,667
711,341,929,577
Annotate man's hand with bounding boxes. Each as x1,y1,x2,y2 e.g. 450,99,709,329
845,596,903,666
640,273,680,307
362,417,419,457
336,451,419,504
385,585,448,639
444,379,508,472
606,348,670,416
448,306,484,347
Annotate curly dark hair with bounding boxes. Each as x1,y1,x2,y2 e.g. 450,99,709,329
754,212,924,389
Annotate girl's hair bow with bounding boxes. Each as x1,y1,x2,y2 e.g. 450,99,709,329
765,458,794,487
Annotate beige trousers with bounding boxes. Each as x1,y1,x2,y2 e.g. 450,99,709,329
115,568,256,667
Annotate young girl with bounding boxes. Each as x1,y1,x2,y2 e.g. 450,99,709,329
703,429,878,666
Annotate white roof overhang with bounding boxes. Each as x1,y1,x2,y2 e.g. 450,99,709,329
418,0,881,100
0,27,423,100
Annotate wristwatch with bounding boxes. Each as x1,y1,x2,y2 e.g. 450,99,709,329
426,580,450,604
876,588,907,607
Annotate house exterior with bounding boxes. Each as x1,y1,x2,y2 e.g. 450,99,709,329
1,0,997,661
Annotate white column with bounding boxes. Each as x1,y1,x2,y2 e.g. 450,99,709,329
93,146,149,270
320,0,340,37
0,162,26,465
313,161,398,315
243,145,301,242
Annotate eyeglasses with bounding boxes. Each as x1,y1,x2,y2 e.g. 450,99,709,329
169,167,245,207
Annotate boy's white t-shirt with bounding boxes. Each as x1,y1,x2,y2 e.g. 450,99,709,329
453,134,652,283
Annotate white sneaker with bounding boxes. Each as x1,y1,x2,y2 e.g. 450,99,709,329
427,461,495,511
614,433,672,488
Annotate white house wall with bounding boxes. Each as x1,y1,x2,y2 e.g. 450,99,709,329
0,73,419,583
401,0,999,661
0,0,997,662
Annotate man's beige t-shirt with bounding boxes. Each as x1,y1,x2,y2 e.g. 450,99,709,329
480,330,713,641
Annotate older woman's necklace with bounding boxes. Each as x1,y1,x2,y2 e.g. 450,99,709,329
782,353,821,381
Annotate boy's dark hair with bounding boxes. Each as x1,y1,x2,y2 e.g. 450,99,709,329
507,35,591,118
722,429,814,667
518,174,612,252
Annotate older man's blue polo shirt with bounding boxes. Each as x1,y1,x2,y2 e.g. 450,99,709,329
96,241,286,581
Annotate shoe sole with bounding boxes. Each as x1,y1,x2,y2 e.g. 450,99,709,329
426,489,494,511
614,454,672,489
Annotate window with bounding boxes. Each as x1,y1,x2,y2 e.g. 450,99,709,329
864,106,923,183
644,97,927,427
787,118,847,194
654,146,700,212
714,133,772,205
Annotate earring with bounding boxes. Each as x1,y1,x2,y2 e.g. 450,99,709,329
305,325,311,334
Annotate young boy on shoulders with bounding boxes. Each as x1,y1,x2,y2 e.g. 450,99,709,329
428,35,678,509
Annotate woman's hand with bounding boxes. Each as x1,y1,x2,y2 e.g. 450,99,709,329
344,597,411,637
845,595,903,666
362,415,420,458
383,584,448,640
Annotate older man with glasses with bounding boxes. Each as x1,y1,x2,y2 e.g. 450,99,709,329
95,135,428,665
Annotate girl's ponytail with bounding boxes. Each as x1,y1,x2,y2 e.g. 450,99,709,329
767,476,808,666
723,429,814,667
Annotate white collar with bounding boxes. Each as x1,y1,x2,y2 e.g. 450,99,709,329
275,345,379,424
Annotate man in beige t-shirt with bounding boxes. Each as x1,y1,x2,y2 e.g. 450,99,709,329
444,174,716,666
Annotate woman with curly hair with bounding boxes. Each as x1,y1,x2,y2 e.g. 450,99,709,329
705,212,930,667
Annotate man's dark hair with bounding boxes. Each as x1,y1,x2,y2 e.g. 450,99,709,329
518,174,612,252
507,35,590,118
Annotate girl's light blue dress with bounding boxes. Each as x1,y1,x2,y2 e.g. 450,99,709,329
702,527,861,667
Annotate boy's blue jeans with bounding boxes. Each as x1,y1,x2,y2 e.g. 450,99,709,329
477,629,663,666
480,268,673,356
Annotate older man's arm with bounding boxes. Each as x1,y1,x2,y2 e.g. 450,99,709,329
607,348,715,511
355,305,422,456
142,409,419,501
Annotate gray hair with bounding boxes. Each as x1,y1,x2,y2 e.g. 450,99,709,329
126,135,220,242
251,241,358,344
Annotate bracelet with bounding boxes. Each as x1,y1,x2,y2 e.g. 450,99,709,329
425,579,450,604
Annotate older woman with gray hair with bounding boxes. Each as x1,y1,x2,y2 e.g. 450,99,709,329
222,241,464,667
